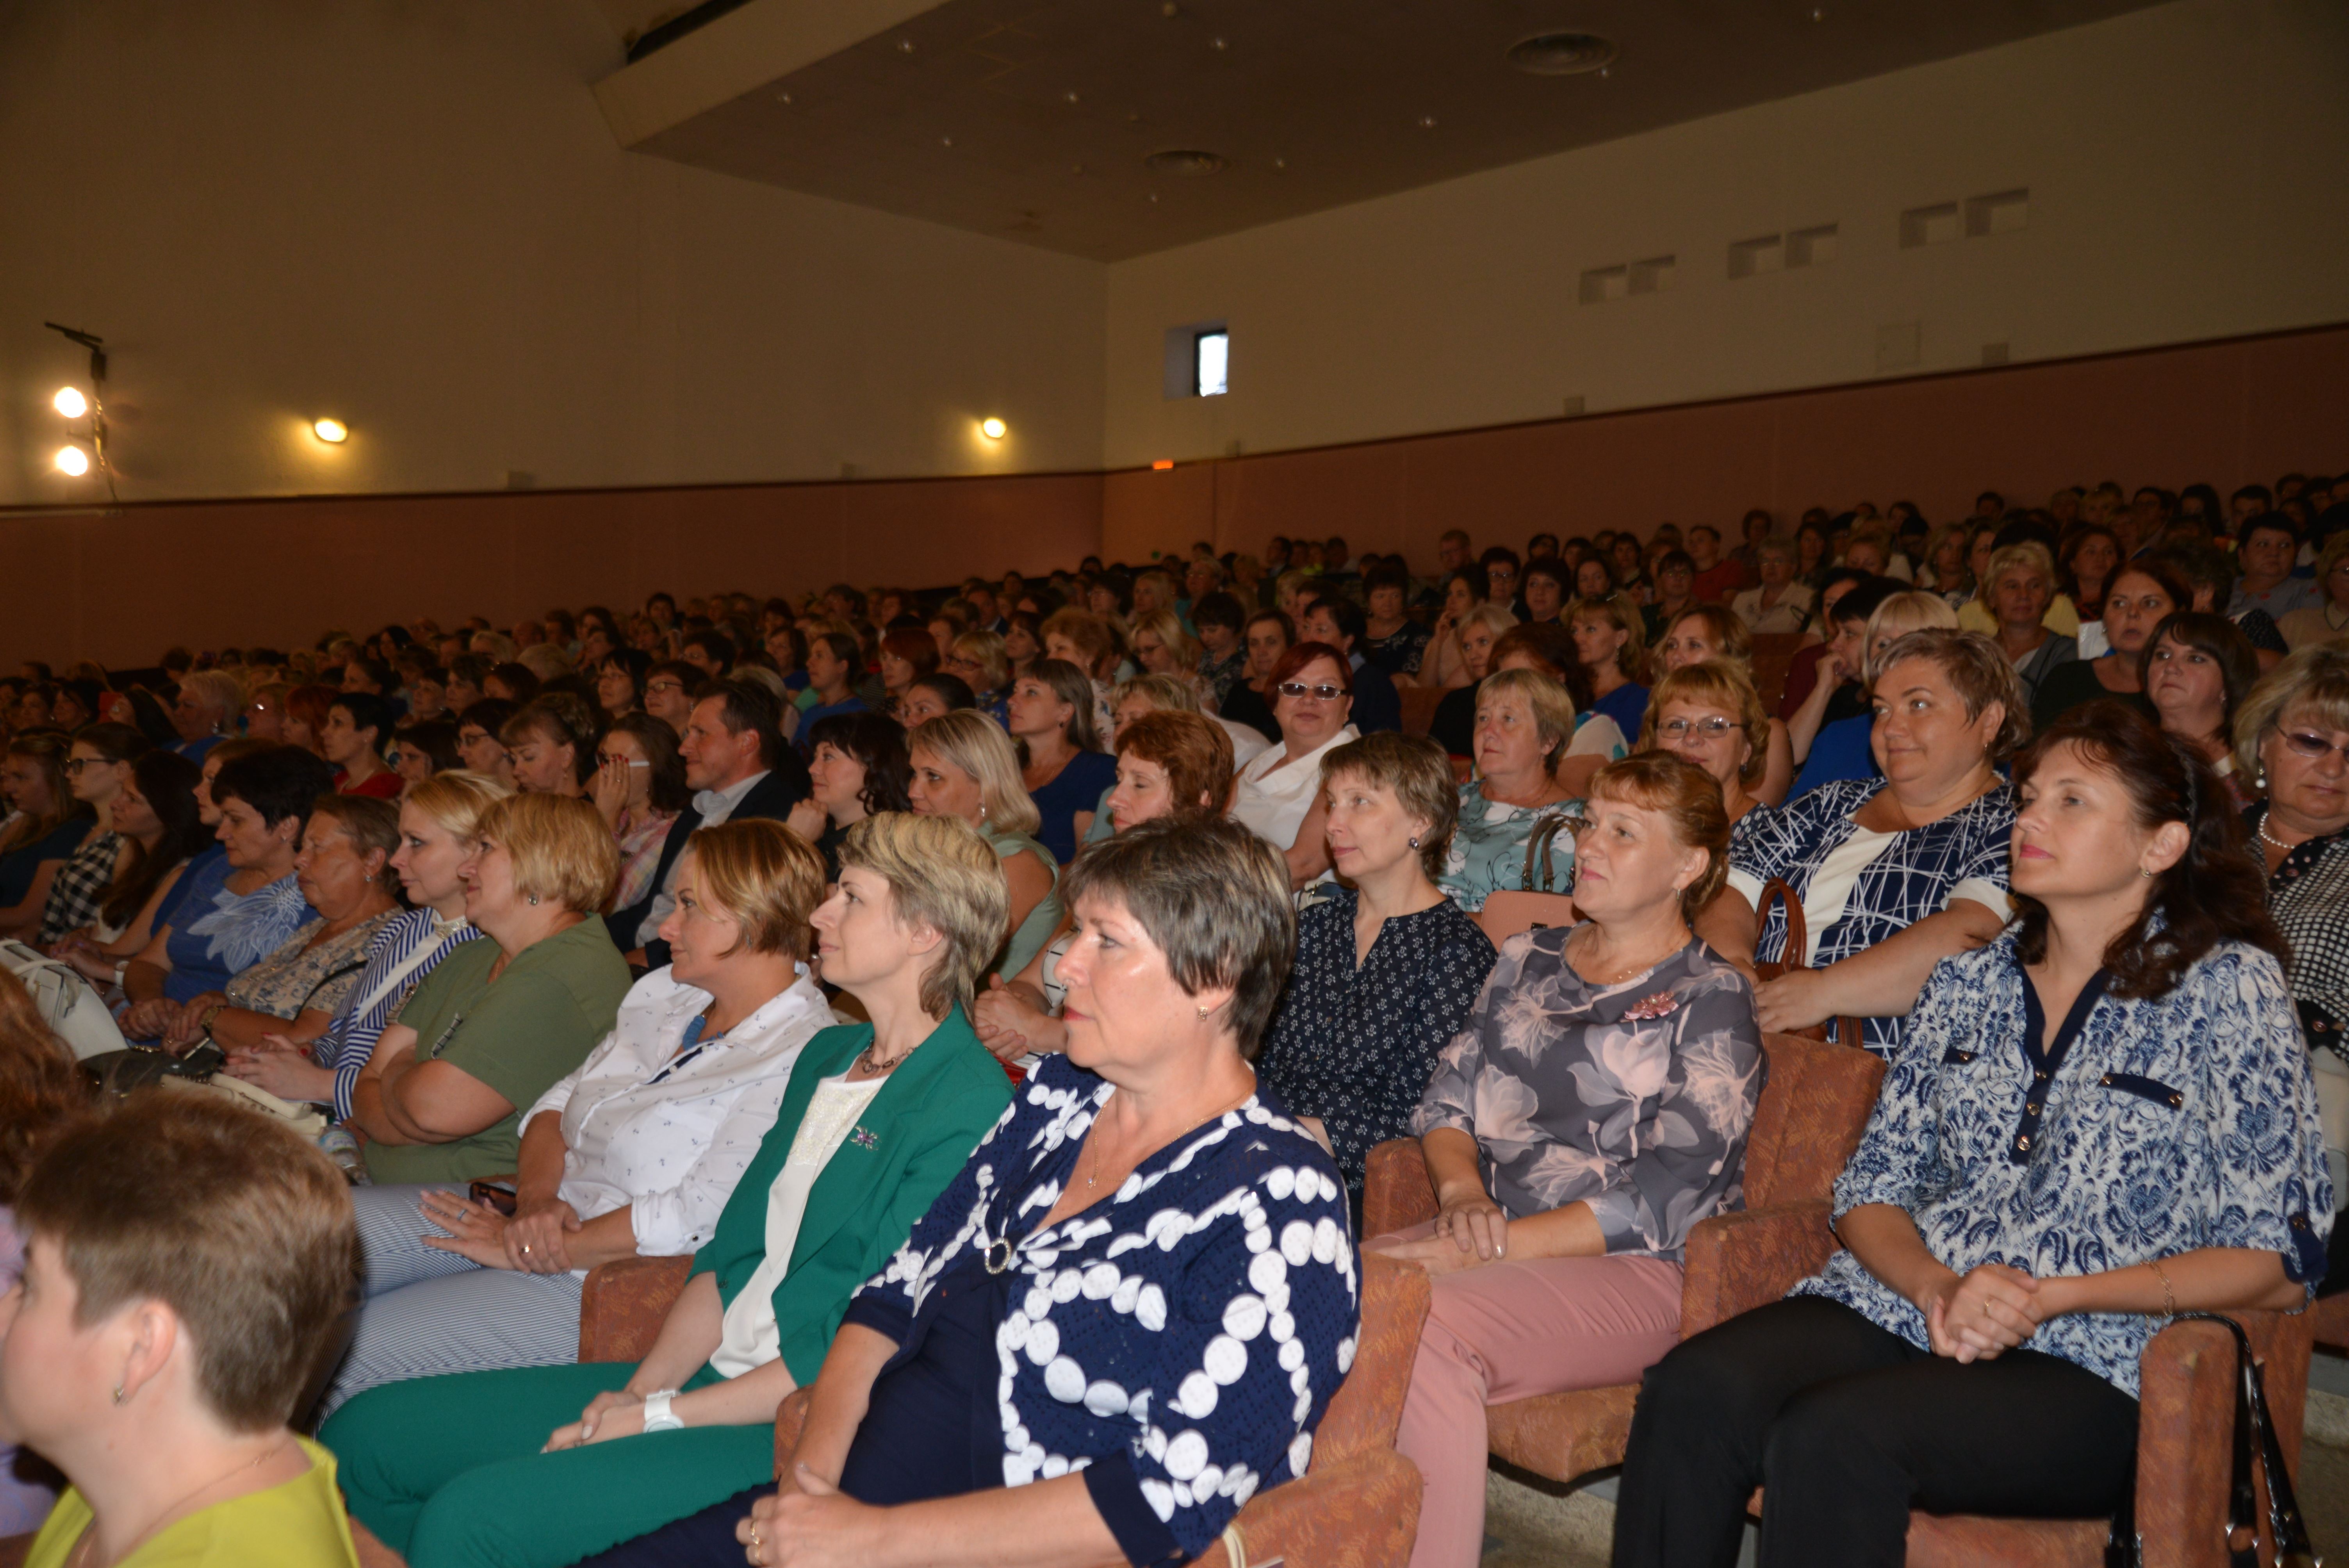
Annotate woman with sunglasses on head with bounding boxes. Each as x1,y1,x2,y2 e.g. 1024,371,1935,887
1233,641,1362,888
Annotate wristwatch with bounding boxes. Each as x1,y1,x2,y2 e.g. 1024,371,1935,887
640,1389,685,1433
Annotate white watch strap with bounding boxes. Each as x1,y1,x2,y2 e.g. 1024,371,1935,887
640,1389,684,1432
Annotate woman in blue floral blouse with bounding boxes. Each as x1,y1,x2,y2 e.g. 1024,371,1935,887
1615,705,2332,1568
1374,753,1763,1568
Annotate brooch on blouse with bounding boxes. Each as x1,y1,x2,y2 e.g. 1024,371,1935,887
1621,992,1679,1021
850,1126,879,1150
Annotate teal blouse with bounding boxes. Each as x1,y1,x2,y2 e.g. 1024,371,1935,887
1438,780,1582,912
986,825,1064,981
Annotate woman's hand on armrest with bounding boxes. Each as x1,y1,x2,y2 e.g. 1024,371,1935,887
1757,899,2005,1033
744,1470,1121,1568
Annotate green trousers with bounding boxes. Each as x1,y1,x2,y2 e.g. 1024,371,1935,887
320,1360,775,1568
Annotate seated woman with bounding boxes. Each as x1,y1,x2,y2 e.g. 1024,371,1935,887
166,669,242,761
1421,564,1493,691
1360,564,1433,679
29,722,149,948
221,771,506,1118
1979,542,2078,704
1728,536,1814,635
1429,604,1518,757
116,747,339,1039
323,819,839,1414
1440,667,1584,913
597,648,652,720
943,630,1012,719
3,1093,365,1567
1614,706,2330,1568
897,671,975,727
1640,661,1772,826
503,692,602,799
1653,606,1795,805
283,682,338,758
786,711,913,880
2141,610,2260,807
976,708,1237,1064
1371,752,1761,1568
877,627,939,720
350,793,633,1190
1076,672,1266,853
582,816,1355,1568
1720,629,2025,1056
1568,593,1652,737
2278,532,2349,653
907,710,1063,981
0,732,87,939
1008,659,1119,863
390,718,462,793
591,713,689,914
1126,608,1216,710
48,750,209,984
151,794,403,1057
2030,559,2189,730
324,691,403,798
324,812,1015,1568
1520,559,1572,626
1786,590,1960,799
1260,733,1495,1199
1233,641,1362,888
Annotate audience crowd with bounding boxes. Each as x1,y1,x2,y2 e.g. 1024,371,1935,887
0,465,2346,1568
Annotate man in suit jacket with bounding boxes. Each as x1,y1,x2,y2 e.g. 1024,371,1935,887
1301,594,1402,735
607,677,811,969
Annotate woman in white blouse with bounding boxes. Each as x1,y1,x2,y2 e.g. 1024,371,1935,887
321,818,836,1413
1232,641,1362,887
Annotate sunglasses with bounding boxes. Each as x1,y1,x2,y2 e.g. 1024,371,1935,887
1277,682,1347,702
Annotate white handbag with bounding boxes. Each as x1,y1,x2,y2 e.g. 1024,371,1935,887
0,939,127,1061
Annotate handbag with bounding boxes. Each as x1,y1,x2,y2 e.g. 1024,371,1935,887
1750,878,1866,1052
1519,811,1577,893
0,939,128,1061
2105,1312,2319,1568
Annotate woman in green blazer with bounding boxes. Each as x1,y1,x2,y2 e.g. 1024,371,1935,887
323,814,1016,1568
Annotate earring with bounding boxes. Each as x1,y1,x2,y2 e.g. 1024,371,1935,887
1408,836,1420,850
2139,866,2155,879
528,894,540,906
112,1384,125,1405
1196,1005,1211,1019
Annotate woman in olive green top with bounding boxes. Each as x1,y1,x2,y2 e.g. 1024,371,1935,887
905,711,1064,981
5,1096,364,1568
324,813,1015,1568
351,793,632,1188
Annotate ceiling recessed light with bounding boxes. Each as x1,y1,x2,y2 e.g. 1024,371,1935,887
980,417,1007,440
1145,149,1226,176
1505,31,1617,76
312,417,349,443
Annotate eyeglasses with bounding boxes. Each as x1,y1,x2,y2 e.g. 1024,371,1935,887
2279,730,2349,763
1657,716,1741,740
645,679,686,695
64,757,98,773
1277,682,1347,702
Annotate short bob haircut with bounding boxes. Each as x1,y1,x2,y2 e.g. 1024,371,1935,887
1267,640,1353,698
1128,608,1204,677
1474,666,1580,776
880,627,942,681
2137,610,2260,724
1111,672,1202,716
1567,593,1651,682
1861,591,1961,685
1583,751,1732,915
1977,541,2058,610
210,746,338,830
475,792,620,914
838,812,1008,1018
2235,644,2349,781
1062,817,1296,1057
1458,602,1520,645
806,711,914,816
1638,661,1771,786
14,1092,357,1432
907,710,1043,837
1661,604,1753,667
949,630,1012,693
1321,731,1460,879
307,793,402,871
1869,627,2032,763
1039,608,1124,680
1115,711,1235,823
402,769,514,844
500,693,603,788
684,817,825,961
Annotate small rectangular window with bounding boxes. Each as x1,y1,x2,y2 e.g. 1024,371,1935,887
1195,329,1228,397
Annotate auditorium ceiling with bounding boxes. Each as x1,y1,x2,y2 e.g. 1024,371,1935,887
592,0,2174,262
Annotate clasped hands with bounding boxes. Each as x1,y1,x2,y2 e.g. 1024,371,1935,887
1919,1263,2058,1363
1367,1188,1509,1278
416,1189,581,1274
736,1464,885,1568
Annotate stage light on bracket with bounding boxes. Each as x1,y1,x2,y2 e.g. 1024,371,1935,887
53,444,91,477
312,417,349,444
53,387,87,418
980,417,1007,440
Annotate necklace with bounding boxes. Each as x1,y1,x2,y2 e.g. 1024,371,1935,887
854,1039,911,1076
2260,814,2299,857
69,1439,291,1568
1574,923,1690,985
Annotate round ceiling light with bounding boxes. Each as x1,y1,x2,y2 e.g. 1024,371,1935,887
1144,150,1226,177
312,417,349,443
1505,32,1617,75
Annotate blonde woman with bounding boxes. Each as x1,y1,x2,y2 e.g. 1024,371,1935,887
1654,606,1795,806
1127,606,1215,711
1568,592,1652,737
1788,590,1960,796
906,709,1064,980
1639,661,1773,825
1978,542,2079,702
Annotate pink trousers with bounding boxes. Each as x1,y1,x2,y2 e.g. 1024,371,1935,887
1377,1223,1685,1568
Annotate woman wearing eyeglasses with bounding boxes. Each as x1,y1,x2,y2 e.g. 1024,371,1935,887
1232,641,1362,888
593,714,691,914
1640,663,1773,827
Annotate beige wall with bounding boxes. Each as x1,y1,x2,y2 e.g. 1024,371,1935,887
0,1,1105,506
1104,0,2349,469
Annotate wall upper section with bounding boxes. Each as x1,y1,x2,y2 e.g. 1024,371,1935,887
1103,0,2349,469
0,0,1106,507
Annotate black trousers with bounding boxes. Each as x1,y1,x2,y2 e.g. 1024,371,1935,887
1611,1296,2140,1568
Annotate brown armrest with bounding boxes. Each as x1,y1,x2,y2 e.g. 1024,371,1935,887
771,1386,818,1474
577,1254,695,1363
1679,1201,1836,1338
1204,1450,1424,1568
1362,1138,1437,1237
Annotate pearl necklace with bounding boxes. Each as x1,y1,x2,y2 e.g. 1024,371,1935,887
2259,815,2297,857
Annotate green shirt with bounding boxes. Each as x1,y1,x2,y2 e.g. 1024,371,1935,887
28,1438,359,1568
363,919,632,1187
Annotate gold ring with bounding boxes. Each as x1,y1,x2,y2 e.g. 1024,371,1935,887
750,1523,763,1548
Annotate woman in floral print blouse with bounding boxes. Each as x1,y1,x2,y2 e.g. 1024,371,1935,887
1615,706,2331,1568
1373,752,1763,1568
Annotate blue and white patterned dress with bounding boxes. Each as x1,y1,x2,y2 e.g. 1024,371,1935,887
1794,935,2333,1397
843,1053,1358,1568
1726,777,2015,1056
309,908,486,1119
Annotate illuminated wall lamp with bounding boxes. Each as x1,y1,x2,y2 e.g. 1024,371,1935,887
980,417,1007,440
53,445,90,477
53,387,87,419
312,417,349,444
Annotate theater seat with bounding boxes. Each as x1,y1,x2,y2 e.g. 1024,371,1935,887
2308,1288,2349,1351
1399,684,1447,739
1474,891,1576,948
577,1247,1434,1568
0,1534,28,1568
1747,632,1805,713
1360,1032,1886,1490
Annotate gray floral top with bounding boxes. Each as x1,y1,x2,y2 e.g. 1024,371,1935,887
223,912,398,1022
1411,927,1764,1261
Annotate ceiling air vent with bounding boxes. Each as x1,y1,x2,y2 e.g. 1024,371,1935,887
1505,32,1616,75
1145,150,1228,177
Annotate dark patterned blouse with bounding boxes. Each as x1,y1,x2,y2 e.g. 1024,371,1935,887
2249,804,2349,1060
1257,887,1495,1193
